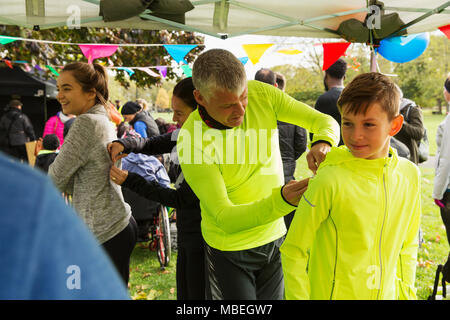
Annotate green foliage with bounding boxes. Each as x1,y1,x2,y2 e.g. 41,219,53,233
0,25,204,89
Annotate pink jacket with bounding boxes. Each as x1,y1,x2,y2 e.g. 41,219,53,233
43,114,65,145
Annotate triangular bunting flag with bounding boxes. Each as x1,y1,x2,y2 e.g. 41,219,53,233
238,57,249,65
241,44,273,65
181,65,192,77
163,45,197,64
438,24,450,39
24,63,32,72
46,65,59,76
156,66,168,78
322,42,351,71
137,67,161,78
3,59,13,69
34,64,43,71
0,36,18,45
78,44,118,64
277,49,302,55
117,67,135,76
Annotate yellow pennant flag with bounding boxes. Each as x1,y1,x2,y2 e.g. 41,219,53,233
242,44,273,65
277,49,302,55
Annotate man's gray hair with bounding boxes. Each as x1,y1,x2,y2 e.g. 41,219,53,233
192,49,247,100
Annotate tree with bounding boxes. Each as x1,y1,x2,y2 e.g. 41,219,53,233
0,25,204,89
155,87,170,110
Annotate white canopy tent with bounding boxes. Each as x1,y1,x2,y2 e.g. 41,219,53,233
0,0,448,40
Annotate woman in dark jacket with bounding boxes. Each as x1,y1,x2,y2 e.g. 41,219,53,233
394,98,425,165
109,77,205,300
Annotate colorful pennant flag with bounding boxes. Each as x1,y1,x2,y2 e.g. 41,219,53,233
0,36,18,45
24,63,32,72
277,49,302,55
34,64,43,71
3,59,13,69
438,24,450,39
322,42,351,71
241,44,273,65
78,44,119,64
163,45,197,64
181,65,192,77
156,66,168,78
46,65,59,76
137,67,161,78
238,57,249,65
117,67,135,76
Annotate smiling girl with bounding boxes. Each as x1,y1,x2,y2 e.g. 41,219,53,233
48,62,137,285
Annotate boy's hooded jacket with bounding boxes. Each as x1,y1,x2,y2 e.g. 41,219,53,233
281,146,421,300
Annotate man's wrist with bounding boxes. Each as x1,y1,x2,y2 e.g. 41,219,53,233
311,140,332,148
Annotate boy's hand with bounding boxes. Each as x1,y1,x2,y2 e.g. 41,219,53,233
306,142,331,174
434,199,445,208
107,142,127,162
110,165,128,185
282,178,310,206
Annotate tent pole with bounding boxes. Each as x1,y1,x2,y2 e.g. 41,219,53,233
370,48,377,72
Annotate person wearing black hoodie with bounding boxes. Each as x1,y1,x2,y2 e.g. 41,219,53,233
109,77,205,300
0,99,36,162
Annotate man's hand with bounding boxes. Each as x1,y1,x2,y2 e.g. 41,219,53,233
306,142,331,174
107,142,127,162
110,165,128,185
282,178,310,206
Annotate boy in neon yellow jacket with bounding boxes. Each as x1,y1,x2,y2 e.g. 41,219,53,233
281,72,421,300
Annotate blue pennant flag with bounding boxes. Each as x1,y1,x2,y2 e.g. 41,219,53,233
163,45,198,64
238,57,249,65
117,67,135,76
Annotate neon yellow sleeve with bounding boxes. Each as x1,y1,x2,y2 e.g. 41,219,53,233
280,169,334,299
396,167,421,300
180,161,295,234
267,83,340,147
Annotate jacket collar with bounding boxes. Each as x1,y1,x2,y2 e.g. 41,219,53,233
85,104,108,117
198,105,232,130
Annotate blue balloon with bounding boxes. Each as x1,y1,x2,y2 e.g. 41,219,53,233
377,32,430,63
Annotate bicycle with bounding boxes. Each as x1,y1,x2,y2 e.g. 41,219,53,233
148,204,172,270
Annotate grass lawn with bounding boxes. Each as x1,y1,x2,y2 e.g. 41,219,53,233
128,109,450,300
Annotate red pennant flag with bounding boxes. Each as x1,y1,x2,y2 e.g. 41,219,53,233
322,42,351,71
3,59,13,69
438,24,450,39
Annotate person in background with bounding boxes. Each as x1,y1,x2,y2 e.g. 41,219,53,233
43,110,75,146
0,99,36,162
108,77,207,300
313,58,347,146
120,101,160,139
35,134,60,173
48,62,136,285
254,69,307,230
433,74,450,284
393,87,425,165
0,151,130,300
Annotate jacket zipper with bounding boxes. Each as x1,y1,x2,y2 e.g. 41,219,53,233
377,163,388,299
329,214,338,299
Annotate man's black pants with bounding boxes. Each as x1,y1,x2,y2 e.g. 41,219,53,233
204,237,284,300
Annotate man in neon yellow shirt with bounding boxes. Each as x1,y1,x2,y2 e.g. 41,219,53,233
281,72,421,300
177,49,340,299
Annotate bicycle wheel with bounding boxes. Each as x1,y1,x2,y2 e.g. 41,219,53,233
156,205,171,268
